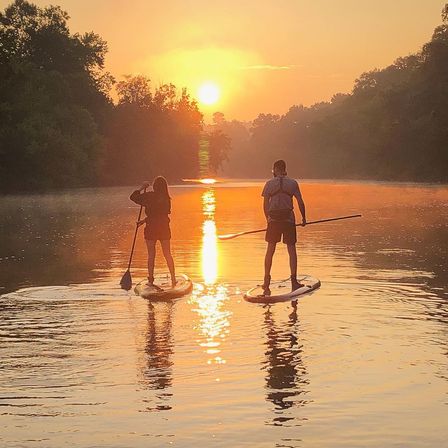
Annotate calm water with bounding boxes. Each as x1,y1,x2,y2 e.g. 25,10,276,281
1,181,447,447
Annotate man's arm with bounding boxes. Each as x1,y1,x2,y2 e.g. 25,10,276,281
261,181,271,221
263,197,270,221
294,183,306,225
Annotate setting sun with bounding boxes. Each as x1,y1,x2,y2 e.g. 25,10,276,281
198,82,220,105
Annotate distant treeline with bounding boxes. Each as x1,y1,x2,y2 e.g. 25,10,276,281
215,5,448,182
1,1,447,192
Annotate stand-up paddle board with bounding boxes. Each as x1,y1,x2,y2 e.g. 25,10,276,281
134,273,193,300
244,275,321,304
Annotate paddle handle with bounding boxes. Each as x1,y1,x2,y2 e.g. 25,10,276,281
127,188,146,270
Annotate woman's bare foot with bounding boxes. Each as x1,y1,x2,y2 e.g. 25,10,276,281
146,283,163,292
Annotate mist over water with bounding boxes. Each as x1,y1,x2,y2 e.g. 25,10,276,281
1,181,447,447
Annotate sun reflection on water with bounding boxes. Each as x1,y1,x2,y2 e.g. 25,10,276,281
190,188,231,365
202,189,217,285
200,178,217,185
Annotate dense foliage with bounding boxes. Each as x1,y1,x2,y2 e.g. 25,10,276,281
218,5,448,182
0,0,204,191
0,0,113,190
102,76,203,185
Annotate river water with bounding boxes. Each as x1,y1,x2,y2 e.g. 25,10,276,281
0,181,447,447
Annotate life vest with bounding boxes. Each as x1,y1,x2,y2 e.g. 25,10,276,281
270,176,293,198
268,176,293,221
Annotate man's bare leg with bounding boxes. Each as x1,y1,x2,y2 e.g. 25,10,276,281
263,242,276,295
287,243,297,277
287,243,303,291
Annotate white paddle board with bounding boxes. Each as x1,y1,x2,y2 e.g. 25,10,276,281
134,273,193,300
244,275,321,304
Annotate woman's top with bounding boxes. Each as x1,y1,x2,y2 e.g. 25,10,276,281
130,190,171,224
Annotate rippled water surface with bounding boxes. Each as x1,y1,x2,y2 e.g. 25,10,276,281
1,181,447,447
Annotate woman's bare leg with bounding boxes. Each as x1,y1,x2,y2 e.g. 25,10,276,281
161,240,176,286
145,239,156,284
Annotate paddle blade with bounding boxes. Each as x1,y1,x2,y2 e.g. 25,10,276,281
120,270,132,291
217,233,239,240
218,228,266,240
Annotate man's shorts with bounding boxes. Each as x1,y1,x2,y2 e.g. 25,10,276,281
265,221,297,245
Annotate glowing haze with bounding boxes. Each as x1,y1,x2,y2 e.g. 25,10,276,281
7,0,444,120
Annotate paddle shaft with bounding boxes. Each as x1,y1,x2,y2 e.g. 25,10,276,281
126,188,146,270
219,214,362,240
299,214,362,227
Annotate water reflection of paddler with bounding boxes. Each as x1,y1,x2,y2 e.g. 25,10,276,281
263,303,309,421
141,301,174,411
130,176,176,288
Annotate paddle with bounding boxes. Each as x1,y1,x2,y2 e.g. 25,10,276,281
120,188,146,291
218,214,362,240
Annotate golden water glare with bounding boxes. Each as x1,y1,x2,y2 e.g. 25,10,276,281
201,189,217,285
1,183,448,446
190,188,231,365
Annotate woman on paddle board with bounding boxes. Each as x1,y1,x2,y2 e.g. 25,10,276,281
130,177,176,288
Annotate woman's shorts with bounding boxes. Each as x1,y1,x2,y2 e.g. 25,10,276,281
265,221,297,245
144,221,171,241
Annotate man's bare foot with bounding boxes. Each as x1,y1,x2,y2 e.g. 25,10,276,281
262,274,271,296
291,276,304,291
262,286,271,296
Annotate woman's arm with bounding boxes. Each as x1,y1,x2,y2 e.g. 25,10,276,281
130,182,151,205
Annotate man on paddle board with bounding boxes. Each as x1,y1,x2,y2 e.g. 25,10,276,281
261,160,306,295
130,177,176,288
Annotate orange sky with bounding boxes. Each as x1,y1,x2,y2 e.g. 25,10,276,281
2,0,445,120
